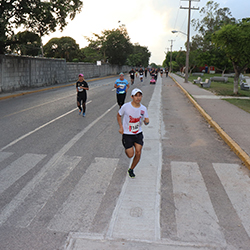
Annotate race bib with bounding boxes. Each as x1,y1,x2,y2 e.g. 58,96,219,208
128,116,140,134
129,121,140,133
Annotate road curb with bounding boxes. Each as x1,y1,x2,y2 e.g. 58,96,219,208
0,75,116,101
170,75,250,171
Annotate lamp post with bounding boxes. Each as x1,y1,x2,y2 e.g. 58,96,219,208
171,30,187,36
171,29,189,83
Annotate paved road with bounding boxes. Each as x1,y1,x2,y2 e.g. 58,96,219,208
0,75,250,249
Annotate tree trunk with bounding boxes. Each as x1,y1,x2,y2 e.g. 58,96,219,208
233,63,240,95
234,76,239,95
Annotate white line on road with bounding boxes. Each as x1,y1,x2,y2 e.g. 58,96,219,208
213,163,250,238
0,153,46,195
14,155,82,228
0,152,13,163
171,161,226,246
0,100,92,151
48,157,119,232
0,102,117,226
106,76,162,242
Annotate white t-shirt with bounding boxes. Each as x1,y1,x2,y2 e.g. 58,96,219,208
118,102,149,135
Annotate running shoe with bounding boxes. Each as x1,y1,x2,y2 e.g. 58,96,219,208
79,110,82,115
82,112,85,117
128,168,135,178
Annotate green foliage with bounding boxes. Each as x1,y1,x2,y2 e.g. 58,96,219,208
150,63,158,69
192,0,235,36
189,1,236,72
176,51,186,69
10,31,41,56
225,99,250,114
212,19,250,70
44,37,79,61
85,27,133,65
127,43,151,67
80,47,103,63
212,19,250,93
0,0,83,54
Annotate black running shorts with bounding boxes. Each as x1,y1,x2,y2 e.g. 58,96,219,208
122,132,144,149
77,94,86,103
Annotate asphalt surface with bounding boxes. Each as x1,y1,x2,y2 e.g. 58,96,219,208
1,73,249,169
1,73,250,250
170,73,250,170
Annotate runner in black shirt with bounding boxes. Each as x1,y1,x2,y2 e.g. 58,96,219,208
129,68,135,85
139,68,144,82
76,74,89,117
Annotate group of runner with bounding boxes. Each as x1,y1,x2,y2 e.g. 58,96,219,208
75,72,149,179
128,67,169,85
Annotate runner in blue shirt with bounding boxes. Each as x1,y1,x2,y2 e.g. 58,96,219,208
114,72,130,108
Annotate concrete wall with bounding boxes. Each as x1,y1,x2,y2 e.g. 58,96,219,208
0,55,130,93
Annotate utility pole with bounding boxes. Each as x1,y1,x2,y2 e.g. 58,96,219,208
168,40,174,73
180,0,199,83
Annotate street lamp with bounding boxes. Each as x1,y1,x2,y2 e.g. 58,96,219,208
171,29,190,83
171,30,187,36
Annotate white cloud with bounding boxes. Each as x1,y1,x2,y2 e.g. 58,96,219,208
42,0,250,65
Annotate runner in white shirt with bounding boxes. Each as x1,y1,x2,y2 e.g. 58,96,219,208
117,88,149,178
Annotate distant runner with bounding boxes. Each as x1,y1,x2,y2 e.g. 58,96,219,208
129,68,135,85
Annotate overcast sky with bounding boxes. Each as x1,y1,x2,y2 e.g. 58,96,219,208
42,0,250,65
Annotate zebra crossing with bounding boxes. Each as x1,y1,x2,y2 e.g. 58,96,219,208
1,150,250,249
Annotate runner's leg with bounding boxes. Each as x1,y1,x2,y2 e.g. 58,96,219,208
128,143,142,170
77,97,82,112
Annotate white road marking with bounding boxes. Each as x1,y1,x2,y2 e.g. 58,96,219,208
0,153,46,195
0,102,117,226
171,161,226,245
48,157,118,232
106,75,162,242
0,100,92,151
0,152,13,163
14,155,81,228
213,163,250,238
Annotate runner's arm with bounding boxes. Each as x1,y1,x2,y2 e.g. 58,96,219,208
117,113,124,134
144,118,149,125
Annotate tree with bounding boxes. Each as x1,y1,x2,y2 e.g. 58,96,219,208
190,1,235,71
44,37,79,61
189,34,233,73
102,27,133,65
176,51,186,71
86,26,132,65
163,51,182,72
80,47,103,63
11,31,41,56
127,43,151,67
212,18,250,94
192,1,235,37
0,0,83,54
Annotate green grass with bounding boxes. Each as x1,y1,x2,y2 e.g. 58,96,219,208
184,73,250,113
224,99,250,113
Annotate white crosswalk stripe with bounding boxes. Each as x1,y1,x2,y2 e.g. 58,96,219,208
48,157,119,232
0,151,13,163
12,155,82,228
0,153,46,195
0,154,81,226
213,163,250,238
171,161,226,246
1,150,250,249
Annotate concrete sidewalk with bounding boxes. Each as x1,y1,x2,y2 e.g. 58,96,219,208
170,73,250,170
